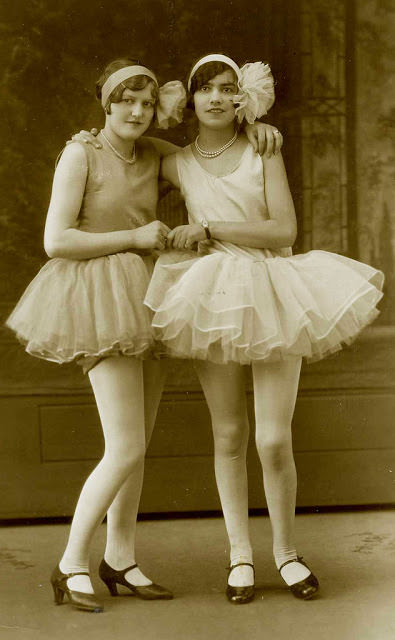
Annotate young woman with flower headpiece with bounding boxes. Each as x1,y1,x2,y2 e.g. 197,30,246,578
6,57,282,613
144,53,384,603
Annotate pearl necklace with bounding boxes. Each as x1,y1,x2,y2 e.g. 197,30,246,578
101,131,136,164
194,131,238,158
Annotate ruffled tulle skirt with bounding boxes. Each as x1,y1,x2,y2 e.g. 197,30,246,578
7,252,155,364
144,248,384,364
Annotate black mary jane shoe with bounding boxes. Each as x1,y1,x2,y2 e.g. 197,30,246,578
226,562,255,605
278,557,319,600
51,565,104,612
99,559,173,600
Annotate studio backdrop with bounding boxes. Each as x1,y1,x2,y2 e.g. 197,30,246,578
0,0,394,518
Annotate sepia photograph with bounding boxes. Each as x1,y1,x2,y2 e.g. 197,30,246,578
0,1,394,638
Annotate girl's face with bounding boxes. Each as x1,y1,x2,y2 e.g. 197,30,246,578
193,69,238,130
107,85,155,141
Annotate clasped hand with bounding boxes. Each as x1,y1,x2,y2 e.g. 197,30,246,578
166,224,206,250
134,220,170,251
134,221,205,252
132,221,204,252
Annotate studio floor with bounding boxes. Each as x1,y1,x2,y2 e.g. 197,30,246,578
0,510,394,640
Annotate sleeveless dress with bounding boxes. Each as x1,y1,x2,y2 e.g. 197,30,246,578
144,144,384,365
6,135,160,365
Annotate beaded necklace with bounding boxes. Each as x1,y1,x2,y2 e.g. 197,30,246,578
101,131,136,164
194,131,238,158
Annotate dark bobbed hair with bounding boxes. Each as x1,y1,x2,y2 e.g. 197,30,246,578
96,58,159,114
187,60,238,109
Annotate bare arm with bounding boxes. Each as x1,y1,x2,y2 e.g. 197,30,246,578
159,153,180,189
168,152,297,250
144,136,180,157
44,144,169,260
145,139,181,198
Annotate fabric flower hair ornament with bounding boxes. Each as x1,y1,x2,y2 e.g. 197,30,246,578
156,80,187,129
234,62,275,124
101,65,186,129
188,54,275,125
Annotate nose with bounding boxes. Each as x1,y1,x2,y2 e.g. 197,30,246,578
209,88,222,104
131,101,143,119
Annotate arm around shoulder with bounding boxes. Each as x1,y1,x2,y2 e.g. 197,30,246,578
144,136,180,157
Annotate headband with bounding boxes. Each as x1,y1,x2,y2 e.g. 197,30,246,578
187,54,275,124
100,65,186,130
187,54,241,90
101,65,158,108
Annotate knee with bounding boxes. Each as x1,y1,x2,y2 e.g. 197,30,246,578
104,443,145,475
255,427,293,470
213,420,248,458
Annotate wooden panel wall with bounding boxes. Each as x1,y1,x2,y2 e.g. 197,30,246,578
1,325,394,519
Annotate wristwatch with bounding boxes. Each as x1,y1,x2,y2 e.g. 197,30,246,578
200,218,211,240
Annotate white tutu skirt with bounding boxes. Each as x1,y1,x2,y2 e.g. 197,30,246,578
144,249,384,364
7,252,155,364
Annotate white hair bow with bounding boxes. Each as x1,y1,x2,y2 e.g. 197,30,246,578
234,62,275,124
156,81,187,129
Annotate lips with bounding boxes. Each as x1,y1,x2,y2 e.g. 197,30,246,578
207,108,224,113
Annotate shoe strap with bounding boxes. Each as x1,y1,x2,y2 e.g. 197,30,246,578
278,556,306,573
228,562,255,575
60,571,90,583
119,563,138,574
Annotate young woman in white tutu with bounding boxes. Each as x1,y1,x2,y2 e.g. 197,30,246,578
145,54,384,603
6,57,281,612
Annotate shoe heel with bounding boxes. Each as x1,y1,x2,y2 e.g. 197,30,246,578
51,565,103,611
52,584,65,605
103,578,118,597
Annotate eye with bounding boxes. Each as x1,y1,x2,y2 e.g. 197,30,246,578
143,101,154,108
200,85,210,92
123,98,134,104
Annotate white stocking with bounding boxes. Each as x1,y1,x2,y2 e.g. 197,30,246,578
252,358,309,584
60,356,146,593
104,360,168,586
195,361,253,587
